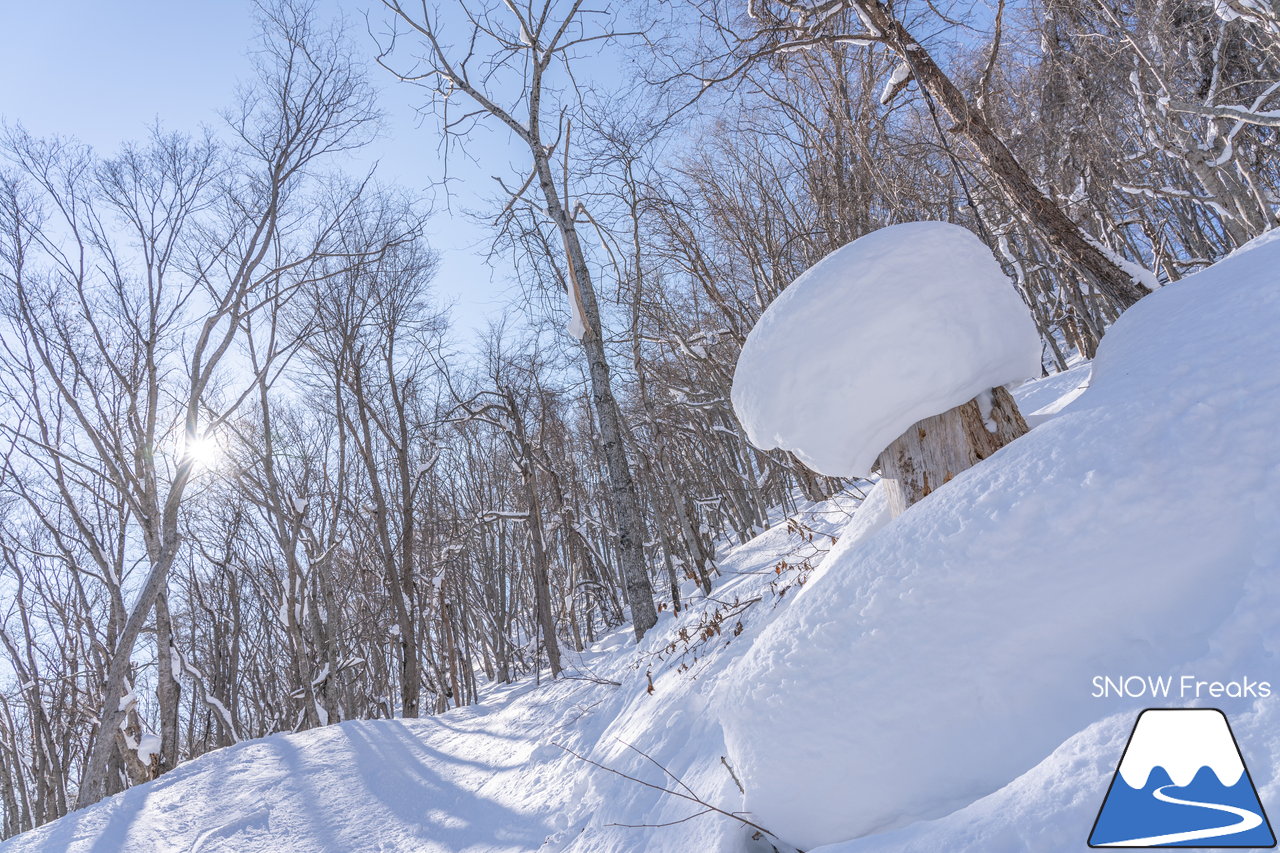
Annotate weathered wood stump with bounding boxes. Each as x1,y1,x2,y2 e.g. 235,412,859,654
876,385,1028,516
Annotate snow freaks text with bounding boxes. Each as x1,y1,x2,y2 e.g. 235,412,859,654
1092,676,1272,700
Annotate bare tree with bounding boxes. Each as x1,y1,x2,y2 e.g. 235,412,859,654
378,0,659,639
0,0,409,807
293,217,443,716
682,0,1154,308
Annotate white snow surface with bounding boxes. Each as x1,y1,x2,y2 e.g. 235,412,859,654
879,62,910,104
565,278,587,341
722,228,1280,850
731,221,1042,477
6,230,1280,853
133,734,161,767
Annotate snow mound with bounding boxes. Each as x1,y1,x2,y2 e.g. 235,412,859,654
718,230,1280,849
812,714,1135,853
819,702,1280,852
731,221,1042,477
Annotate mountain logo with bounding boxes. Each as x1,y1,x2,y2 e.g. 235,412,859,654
1089,708,1276,848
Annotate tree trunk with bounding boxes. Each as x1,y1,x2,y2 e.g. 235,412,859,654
522,476,563,677
857,0,1150,309
531,155,658,640
154,590,181,772
77,543,181,808
876,386,1029,516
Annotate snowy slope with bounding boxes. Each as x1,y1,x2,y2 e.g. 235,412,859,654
6,231,1279,853
1,493,871,853
1,704,568,852
729,228,1280,851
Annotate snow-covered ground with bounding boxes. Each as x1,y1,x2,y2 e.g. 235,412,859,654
0,491,868,853
6,230,1279,852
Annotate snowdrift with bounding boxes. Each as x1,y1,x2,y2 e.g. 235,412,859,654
723,229,1280,849
6,232,1279,853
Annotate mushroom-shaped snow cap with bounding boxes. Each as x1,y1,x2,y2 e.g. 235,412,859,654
731,221,1042,477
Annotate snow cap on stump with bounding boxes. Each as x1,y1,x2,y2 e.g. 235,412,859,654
731,221,1043,477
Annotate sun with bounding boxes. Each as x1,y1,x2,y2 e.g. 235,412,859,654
179,433,222,472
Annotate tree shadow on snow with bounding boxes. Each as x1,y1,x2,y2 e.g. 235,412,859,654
339,721,550,849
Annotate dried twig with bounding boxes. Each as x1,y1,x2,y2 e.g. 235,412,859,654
720,755,745,796
554,739,803,852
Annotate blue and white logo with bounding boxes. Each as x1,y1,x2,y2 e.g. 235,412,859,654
1090,708,1275,847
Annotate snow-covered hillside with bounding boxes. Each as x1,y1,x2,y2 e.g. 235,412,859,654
6,231,1279,853
0,489,871,853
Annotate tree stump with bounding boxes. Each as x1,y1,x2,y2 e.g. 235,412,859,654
876,385,1029,516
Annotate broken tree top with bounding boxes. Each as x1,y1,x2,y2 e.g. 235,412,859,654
731,221,1043,478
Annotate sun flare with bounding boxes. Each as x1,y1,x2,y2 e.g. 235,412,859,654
180,434,222,471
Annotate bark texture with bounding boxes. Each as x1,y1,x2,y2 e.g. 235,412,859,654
877,386,1029,516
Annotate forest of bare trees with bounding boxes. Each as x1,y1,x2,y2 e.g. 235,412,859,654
0,0,1275,837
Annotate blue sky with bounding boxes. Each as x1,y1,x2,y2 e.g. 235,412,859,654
0,0,517,336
